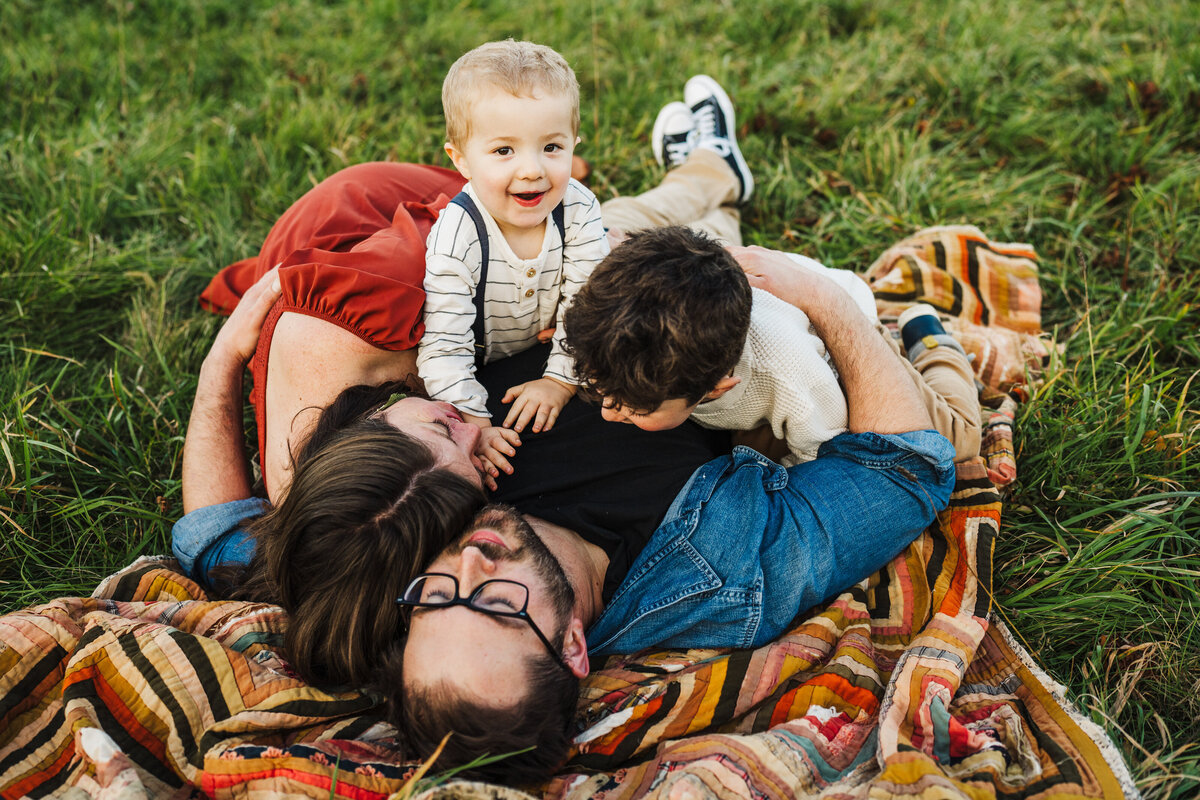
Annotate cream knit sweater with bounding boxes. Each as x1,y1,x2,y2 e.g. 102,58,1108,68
691,254,877,465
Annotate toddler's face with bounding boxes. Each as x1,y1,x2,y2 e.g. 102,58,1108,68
599,397,699,432
446,89,577,249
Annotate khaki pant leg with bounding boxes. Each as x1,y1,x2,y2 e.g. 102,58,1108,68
876,322,982,462
601,149,741,243
688,207,742,246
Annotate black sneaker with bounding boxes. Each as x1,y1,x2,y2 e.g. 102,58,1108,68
652,101,696,170
684,74,753,204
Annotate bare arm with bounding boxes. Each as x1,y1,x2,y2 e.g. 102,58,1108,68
181,269,281,513
731,246,933,435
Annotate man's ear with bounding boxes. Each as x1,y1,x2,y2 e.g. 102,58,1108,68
444,142,470,179
703,376,741,401
561,617,590,679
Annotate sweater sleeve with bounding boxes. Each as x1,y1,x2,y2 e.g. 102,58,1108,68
545,180,610,384
753,293,850,465
416,203,491,417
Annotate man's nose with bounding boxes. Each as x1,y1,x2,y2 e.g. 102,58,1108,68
458,544,498,589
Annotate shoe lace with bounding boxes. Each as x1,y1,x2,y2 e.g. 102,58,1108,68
693,100,719,141
665,137,692,167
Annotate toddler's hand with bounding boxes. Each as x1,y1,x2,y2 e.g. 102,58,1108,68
474,423,522,490
502,377,576,433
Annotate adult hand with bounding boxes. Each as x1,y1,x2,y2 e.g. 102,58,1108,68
606,227,629,250
728,245,830,309
208,266,282,368
502,377,575,433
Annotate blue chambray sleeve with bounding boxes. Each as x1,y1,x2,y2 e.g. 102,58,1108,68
812,429,956,509
748,428,956,643
171,497,270,584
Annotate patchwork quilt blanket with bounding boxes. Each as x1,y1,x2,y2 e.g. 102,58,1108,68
0,228,1138,799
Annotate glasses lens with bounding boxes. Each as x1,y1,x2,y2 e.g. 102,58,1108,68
472,580,528,614
405,574,458,605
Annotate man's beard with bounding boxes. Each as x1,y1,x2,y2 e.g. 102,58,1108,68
456,504,576,621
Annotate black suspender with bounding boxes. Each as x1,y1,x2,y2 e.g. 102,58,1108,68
551,201,566,248
447,191,567,370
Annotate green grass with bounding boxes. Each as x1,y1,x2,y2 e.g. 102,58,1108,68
2,0,1197,796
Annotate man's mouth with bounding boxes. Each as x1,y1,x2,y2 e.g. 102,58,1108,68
512,191,545,207
467,529,508,549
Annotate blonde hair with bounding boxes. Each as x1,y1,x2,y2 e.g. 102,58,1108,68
442,39,580,147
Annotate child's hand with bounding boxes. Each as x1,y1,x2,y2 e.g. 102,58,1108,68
473,422,522,490
501,377,576,433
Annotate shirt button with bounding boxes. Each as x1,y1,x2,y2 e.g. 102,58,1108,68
524,288,535,298
526,268,537,278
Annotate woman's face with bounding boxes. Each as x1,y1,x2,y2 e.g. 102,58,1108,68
379,398,484,488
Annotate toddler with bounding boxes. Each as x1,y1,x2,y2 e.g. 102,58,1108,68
417,40,609,479
565,225,877,465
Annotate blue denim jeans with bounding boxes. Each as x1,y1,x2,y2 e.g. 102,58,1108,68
585,430,955,656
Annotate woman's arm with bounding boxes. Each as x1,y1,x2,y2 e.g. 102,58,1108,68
182,269,281,513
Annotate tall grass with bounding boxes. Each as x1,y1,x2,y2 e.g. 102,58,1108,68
2,0,1197,795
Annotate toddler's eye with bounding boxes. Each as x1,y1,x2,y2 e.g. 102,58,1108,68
494,146,513,156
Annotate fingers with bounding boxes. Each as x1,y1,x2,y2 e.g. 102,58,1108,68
501,383,524,406
478,445,512,478
509,397,539,433
534,403,560,433
502,392,528,429
470,452,497,491
476,427,521,478
243,267,283,323
495,426,522,447
501,379,572,432
478,450,511,479
212,268,283,367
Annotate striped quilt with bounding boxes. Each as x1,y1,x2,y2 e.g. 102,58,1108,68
0,228,1137,800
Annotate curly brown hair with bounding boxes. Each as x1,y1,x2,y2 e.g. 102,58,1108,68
564,226,752,412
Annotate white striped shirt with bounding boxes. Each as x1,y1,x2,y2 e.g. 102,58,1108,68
417,179,609,417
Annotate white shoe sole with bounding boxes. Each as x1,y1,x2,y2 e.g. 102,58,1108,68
652,101,695,168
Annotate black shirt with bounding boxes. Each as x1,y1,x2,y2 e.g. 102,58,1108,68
478,345,730,600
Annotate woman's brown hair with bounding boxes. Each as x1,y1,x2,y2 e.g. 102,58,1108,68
227,380,486,688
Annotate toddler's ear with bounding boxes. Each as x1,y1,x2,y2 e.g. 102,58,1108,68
444,142,470,179
705,376,741,401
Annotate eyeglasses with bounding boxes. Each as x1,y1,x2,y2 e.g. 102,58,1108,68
396,573,573,673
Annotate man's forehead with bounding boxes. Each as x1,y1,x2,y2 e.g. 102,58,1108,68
406,606,538,677
404,617,532,703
